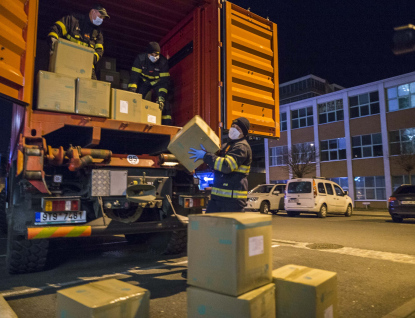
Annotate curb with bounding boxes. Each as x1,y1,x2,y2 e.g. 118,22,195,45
0,295,17,318
383,298,415,318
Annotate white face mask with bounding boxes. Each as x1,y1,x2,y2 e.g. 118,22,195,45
93,16,103,26
229,127,242,140
148,55,160,63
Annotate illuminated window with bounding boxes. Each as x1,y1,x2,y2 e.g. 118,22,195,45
389,127,415,155
387,82,415,112
269,146,288,166
354,176,386,200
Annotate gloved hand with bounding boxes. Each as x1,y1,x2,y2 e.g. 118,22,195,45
189,144,206,162
49,37,57,55
157,97,165,111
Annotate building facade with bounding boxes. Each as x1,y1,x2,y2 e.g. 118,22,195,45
266,71,415,208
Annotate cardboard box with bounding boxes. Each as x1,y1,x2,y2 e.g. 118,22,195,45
167,115,220,172
49,38,94,78
97,57,117,71
56,279,150,318
187,283,276,318
111,89,142,122
36,70,75,113
188,213,272,296
272,264,338,318
141,99,161,125
99,70,120,88
76,78,111,117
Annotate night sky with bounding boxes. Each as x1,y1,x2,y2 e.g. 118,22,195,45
232,0,415,88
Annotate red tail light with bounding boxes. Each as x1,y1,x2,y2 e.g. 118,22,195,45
388,197,397,202
313,180,317,198
71,200,79,210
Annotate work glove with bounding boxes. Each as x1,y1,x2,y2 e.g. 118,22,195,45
157,97,165,111
189,144,206,162
49,37,57,55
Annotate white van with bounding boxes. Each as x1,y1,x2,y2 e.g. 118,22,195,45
284,178,353,218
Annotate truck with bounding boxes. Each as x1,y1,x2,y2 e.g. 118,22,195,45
0,0,279,274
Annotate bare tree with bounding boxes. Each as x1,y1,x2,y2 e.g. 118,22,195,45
391,152,415,184
283,143,318,178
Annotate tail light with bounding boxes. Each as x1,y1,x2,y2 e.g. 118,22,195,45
43,197,81,212
388,197,397,203
180,196,206,208
313,180,317,198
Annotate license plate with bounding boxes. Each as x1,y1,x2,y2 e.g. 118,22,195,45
35,211,86,225
400,201,415,205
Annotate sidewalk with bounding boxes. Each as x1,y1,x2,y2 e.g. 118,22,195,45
353,210,390,217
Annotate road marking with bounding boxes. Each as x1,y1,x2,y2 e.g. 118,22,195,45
272,239,415,265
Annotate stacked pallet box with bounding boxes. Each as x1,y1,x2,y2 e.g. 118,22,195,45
187,213,276,317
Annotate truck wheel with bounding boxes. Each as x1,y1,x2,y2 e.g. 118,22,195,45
147,230,187,255
344,204,353,217
317,204,327,218
6,231,49,274
260,201,270,214
0,188,7,234
164,230,187,254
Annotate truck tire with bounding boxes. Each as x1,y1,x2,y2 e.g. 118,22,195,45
0,188,6,234
164,230,187,255
7,232,49,274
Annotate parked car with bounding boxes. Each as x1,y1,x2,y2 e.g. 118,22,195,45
284,178,353,218
246,184,286,214
388,184,415,222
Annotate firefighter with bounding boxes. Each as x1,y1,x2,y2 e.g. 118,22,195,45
189,117,252,212
128,42,172,125
47,4,110,80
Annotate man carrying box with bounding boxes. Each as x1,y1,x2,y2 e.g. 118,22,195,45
48,4,110,80
189,117,252,213
128,42,172,125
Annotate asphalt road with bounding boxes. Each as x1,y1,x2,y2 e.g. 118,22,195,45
0,211,414,318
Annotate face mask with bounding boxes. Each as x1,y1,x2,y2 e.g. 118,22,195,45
93,16,103,26
149,55,160,63
229,127,241,140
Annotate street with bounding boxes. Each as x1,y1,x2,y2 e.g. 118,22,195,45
1,211,415,318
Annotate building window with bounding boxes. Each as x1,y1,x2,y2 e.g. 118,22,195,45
389,128,415,155
352,133,383,158
292,142,316,163
318,99,344,124
387,82,415,112
349,91,380,118
391,175,415,191
291,106,313,129
328,177,349,191
280,112,287,131
269,146,288,166
354,176,386,200
320,138,346,161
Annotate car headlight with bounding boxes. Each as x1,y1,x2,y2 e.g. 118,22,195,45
248,197,258,202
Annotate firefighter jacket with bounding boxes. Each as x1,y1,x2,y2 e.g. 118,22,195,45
48,14,104,64
128,53,170,100
203,137,252,202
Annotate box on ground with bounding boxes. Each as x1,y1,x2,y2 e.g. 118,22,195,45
37,71,75,113
99,69,120,88
111,89,142,122
49,38,94,79
76,78,111,117
187,283,275,318
96,57,117,71
57,279,150,318
272,264,337,318
167,115,220,172
188,213,272,296
141,99,161,125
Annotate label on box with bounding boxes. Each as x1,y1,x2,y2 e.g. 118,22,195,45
324,305,333,318
249,235,264,257
147,114,157,124
105,61,112,69
106,75,114,81
120,100,128,114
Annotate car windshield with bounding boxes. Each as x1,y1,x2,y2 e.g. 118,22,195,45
394,186,415,195
287,182,312,193
250,185,274,194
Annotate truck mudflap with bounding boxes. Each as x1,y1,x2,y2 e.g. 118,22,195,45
27,217,187,240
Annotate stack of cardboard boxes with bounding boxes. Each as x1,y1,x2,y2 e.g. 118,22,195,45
37,38,161,125
187,213,276,317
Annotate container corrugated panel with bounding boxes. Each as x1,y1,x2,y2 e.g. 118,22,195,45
225,2,279,138
0,0,37,104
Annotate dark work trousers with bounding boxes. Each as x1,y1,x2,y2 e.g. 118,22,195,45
205,198,246,213
92,67,97,80
138,81,172,125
